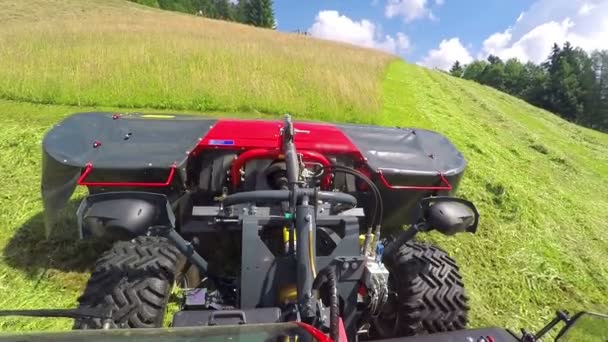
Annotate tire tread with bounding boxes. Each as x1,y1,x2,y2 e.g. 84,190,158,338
391,241,469,336
73,236,179,329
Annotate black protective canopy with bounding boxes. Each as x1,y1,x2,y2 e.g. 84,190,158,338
43,112,216,169
41,112,466,234
41,112,216,235
336,123,466,177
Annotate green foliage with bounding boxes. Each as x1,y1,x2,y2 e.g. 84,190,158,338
449,61,463,77
477,55,506,90
239,0,275,28
214,0,234,20
503,58,525,95
462,60,488,80
157,0,194,12
456,42,608,132
131,0,159,7
129,0,273,27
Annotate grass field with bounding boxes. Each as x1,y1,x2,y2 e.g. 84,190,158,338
0,0,394,123
0,0,607,336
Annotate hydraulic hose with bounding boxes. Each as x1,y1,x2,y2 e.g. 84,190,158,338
315,165,384,256
308,217,317,278
313,267,339,342
381,224,420,268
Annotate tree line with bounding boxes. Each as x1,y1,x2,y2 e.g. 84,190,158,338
449,43,608,132
130,0,275,28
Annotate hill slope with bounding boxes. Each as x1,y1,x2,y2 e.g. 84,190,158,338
0,0,607,334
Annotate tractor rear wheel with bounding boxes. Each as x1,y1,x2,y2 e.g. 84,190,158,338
372,241,468,337
73,236,180,329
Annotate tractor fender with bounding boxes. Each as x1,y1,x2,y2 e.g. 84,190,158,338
76,192,175,240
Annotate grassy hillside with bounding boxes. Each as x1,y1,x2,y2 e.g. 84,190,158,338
0,0,393,123
0,0,607,335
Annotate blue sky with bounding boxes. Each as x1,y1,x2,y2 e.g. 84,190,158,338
273,0,608,70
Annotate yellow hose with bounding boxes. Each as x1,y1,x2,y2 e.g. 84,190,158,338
308,218,316,278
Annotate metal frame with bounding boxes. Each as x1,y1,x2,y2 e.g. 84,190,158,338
237,209,363,340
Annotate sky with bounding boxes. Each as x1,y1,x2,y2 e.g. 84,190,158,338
273,0,608,70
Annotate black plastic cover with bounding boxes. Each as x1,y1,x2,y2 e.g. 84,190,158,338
41,112,216,235
77,192,175,240
336,123,467,229
171,308,281,327
336,123,466,176
382,327,518,342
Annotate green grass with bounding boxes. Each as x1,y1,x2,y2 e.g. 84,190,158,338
0,0,607,336
381,62,608,331
558,313,608,341
0,0,394,123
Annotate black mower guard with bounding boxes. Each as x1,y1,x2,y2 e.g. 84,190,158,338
42,112,467,237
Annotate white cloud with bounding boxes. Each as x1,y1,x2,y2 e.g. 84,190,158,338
478,0,608,63
435,0,445,6
385,0,433,22
418,37,473,70
481,29,512,57
578,2,596,15
308,10,410,54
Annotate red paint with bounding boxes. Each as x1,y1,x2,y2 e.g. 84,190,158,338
358,283,368,297
229,148,332,189
198,119,363,157
295,322,334,342
377,170,452,191
196,119,361,190
338,318,348,342
77,163,177,187
78,118,453,192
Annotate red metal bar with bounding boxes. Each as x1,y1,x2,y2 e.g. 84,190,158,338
230,148,332,189
77,163,177,187
377,170,452,191
295,322,334,342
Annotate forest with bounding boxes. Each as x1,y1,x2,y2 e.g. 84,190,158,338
129,0,275,28
450,42,608,132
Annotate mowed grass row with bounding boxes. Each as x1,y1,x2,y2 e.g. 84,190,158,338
0,0,394,123
381,62,608,331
